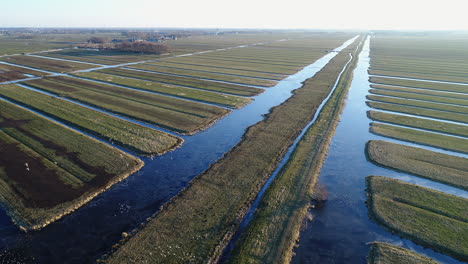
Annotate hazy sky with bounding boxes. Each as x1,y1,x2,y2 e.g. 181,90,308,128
2,0,468,30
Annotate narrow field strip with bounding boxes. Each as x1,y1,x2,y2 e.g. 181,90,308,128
370,84,468,100
369,122,468,154
0,84,181,156
367,95,468,115
368,111,468,137
369,77,468,94
366,176,468,262
136,61,286,80
367,101,468,124
369,69,468,84
128,64,278,87
0,55,95,73
0,99,143,230
0,63,49,82
22,76,229,134
369,89,468,107
93,68,263,96
69,71,250,109
367,140,468,190
368,242,439,264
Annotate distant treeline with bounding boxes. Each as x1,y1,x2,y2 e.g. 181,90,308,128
110,41,171,54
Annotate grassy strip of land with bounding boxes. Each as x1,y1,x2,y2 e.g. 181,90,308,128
366,176,468,262
228,39,361,264
370,84,468,100
368,242,439,264
370,122,468,154
369,77,468,94
368,69,468,84
0,84,181,156
368,111,468,137
366,140,468,190
0,99,143,230
0,63,49,81
103,37,361,264
91,68,263,96
367,95,468,115
0,55,95,73
369,89,468,106
22,76,229,134
367,101,468,124
146,61,286,80
72,71,251,109
128,63,278,87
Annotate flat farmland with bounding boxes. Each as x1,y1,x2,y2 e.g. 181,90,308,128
370,84,468,100
22,76,229,134
0,63,49,82
85,68,263,96
0,55,96,73
369,76,468,94
72,71,251,108
366,176,468,262
0,99,143,230
368,242,439,264
128,63,278,87
0,84,181,155
41,49,164,65
369,35,468,83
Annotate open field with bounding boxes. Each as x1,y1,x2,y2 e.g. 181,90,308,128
367,94,468,114
72,71,251,108
128,63,278,87
87,68,263,96
369,35,468,83
369,77,468,94
0,84,181,155
0,63,49,82
367,101,468,124
135,60,286,80
369,122,468,154
0,99,143,230
369,88,468,106
22,76,229,134
368,111,468,137
148,57,300,75
368,242,439,264
370,84,468,100
366,176,468,262
41,49,164,65
0,55,95,73
103,38,360,264
366,140,468,190
228,39,362,264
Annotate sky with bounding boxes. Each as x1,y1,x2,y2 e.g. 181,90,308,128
1,0,468,30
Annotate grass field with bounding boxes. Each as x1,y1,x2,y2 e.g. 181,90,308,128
366,140,468,190
89,68,263,96
0,55,95,73
369,88,468,106
0,99,143,230
128,63,278,87
228,38,362,264
367,101,468,124
366,176,468,262
367,94,468,115
369,123,468,154
370,84,468,100
0,84,181,155
368,242,439,264
369,77,468,94
369,35,468,84
103,37,360,264
0,63,49,82
22,76,229,134
368,111,468,137
72,71,251,108
135,60,286,80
